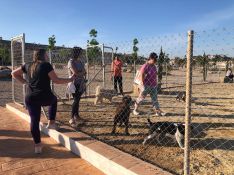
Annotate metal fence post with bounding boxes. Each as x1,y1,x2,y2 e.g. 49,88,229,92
184,30,194,175
22,33,26,106
49,49,54,92
102,44,105,88
86,46,90,96
11,38,15,102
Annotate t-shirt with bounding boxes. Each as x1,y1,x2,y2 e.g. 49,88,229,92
226,70,232,77
21,62,53,98
139,63,157,87
68,59,85,80
111,59,122,77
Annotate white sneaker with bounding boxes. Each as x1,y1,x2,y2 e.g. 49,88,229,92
46,123,59,130
133,110,140,116
155,111,166,116
69,118,77,127
155,112,162,116
35,145,42,154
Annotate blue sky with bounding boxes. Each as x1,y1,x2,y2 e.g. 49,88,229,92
1,0,234,52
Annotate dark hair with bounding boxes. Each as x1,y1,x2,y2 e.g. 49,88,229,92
149,52,158,60
72,47,82,59
30,49,46,78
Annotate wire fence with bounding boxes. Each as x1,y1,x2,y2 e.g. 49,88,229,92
10,27,234,175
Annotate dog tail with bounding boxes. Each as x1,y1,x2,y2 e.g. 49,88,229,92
96,86,101,96
147,118,153,126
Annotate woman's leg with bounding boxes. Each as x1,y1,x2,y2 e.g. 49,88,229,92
25,98,42,144
118,76,123,94
47,95,58,123
149,87,160,110
114,76,118,93
133,86,148,114
71,91,82,119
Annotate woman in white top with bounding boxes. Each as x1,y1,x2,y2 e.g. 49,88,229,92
67,47,86,127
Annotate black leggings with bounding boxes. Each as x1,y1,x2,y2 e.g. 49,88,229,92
114,76,123,94
71,86,83,119
25,94,57,144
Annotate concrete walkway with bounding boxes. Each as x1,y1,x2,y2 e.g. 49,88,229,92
0,107,105,175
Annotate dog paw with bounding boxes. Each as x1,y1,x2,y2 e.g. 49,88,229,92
125,132,130,136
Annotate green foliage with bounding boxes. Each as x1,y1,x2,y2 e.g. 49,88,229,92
157,47,164,91
0,47,10,65
174,57,186,68
195,53,209,81
89,29,98,38
87,29,101,65
48,35,56,50
132,38,139,75
132,38,139,60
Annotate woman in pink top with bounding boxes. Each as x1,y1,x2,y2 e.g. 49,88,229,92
133,52,166,116
111,56,124,95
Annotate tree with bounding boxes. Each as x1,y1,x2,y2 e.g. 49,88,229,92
0,47,10,65
87,29,101,66
48,35,56,50
223,55,231,72
132,38,139,75
157,47,164,92
211,55,221,69
196,53,209,81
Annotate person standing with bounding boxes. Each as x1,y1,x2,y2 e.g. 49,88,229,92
12,49,74,154
133,52,166,116
111,56,123,95
226,68,233,82
68,47,86,127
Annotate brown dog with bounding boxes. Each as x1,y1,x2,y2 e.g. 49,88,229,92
111,96,132,135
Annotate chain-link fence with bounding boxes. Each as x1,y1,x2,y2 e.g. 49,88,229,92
11,28,234,175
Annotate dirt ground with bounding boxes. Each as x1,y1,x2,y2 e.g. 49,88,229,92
53,68,234,175
0,78,12,107
1,68,234,175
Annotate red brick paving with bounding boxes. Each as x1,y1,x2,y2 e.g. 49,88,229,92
0,107,105,175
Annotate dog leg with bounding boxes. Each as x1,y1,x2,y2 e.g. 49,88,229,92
111,122,117,134
112,115,119,134
143,132,158,145
175,129,184,149
94,96,99,105
124,120,130,136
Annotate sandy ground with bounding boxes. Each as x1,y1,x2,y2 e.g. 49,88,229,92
0,78,12,107
54,68,234,175
1,68,234,175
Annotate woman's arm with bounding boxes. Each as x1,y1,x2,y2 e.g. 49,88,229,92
11,67,27,84
140,73,145,85
48,70,73,84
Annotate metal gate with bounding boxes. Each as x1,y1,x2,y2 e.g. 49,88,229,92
11,33,25,105
86,44,114,96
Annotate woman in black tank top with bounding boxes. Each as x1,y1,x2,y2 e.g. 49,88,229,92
12,49,74,154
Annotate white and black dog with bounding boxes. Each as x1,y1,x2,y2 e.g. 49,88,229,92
176,92,186,102
143,118,188,149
